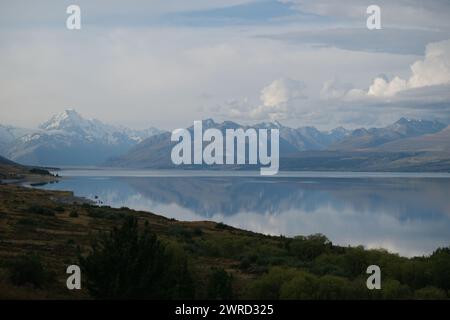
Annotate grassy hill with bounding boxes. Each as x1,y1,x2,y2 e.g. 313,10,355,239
0,184,449,299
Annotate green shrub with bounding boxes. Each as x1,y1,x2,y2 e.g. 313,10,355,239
288,234,332,262
247,267,298,299
69,210,79,218
8,254,51,288
414,286,447,300
215,222,232,230
79,217,194,299
280,271,319,299
316,275,353,299
381,279,412,300
54,206,65,213
207,268,234,300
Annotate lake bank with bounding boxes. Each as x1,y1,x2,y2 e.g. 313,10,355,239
1,184,449,299
33,168,450,257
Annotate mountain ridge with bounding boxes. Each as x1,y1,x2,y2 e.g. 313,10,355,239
2,109,164,166
106,117,450,170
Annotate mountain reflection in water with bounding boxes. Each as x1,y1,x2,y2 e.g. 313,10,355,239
38,171,450,257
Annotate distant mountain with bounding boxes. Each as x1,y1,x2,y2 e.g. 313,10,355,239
5,109,164,166
105,119,354,169
0,154,16,166
107,119,299,168
376,125,450,152
4,112,449,171
107,117,450,171
0,124,32,155
329,118,446,151
283,123,450,172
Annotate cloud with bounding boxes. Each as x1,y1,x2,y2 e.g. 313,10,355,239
280,0,450,30
322,39,450,100
260,78,306,107
259,27,449,55
368,39,450,97
0,0,263,27
215,78,307,121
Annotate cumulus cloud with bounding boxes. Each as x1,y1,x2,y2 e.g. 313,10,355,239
260,78,305,107
322,39,450,100
368,39,450,97
217,78,307,121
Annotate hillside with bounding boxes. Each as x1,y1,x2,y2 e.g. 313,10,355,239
0,155,57,182
0,184,449,299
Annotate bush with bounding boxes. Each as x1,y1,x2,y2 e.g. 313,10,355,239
8,254,51,288
54,206,65,213
316,275,353,300
414,286,447,300
381,279,412,300
69,210,79,218
288,234,332,262
207,268,234,300
247,267,298,299
215,222,232,230
79,217,194,299
27,205,54,216
280,271,319,299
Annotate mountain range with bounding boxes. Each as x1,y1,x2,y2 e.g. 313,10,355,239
107,117,450,171
1,110,449,171
0,109,163,166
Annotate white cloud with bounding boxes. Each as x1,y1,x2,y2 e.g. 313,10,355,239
322,39,450,100
217,78,307,121
368,39,450,97
260,78,305,107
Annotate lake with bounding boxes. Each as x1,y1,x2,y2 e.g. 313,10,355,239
35,168,450,257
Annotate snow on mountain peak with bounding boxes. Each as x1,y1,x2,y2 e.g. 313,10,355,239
39,109,85,131
36,109,163,145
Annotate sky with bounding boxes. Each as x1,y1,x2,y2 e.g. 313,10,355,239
0,0,450,130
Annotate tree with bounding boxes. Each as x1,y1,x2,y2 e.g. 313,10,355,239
289,234,332,261
207,268,233,300
280,271,319,299
79,216,194,299
316,275,352,299
9,254,51,288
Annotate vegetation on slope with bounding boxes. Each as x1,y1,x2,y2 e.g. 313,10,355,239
0,185,449,299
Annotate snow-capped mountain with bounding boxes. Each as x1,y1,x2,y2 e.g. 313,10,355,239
0,125,32,154
106,117,448,169
244,119,349,150
106,118,351,168
5,109,164,166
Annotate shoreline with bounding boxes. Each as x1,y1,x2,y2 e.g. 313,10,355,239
0,183,449,299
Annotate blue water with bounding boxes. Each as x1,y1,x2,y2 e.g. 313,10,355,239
36,169,450,257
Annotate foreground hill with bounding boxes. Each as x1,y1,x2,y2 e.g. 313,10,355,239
0,184,449,299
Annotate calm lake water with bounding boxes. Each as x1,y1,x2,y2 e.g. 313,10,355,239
36,169,450,257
